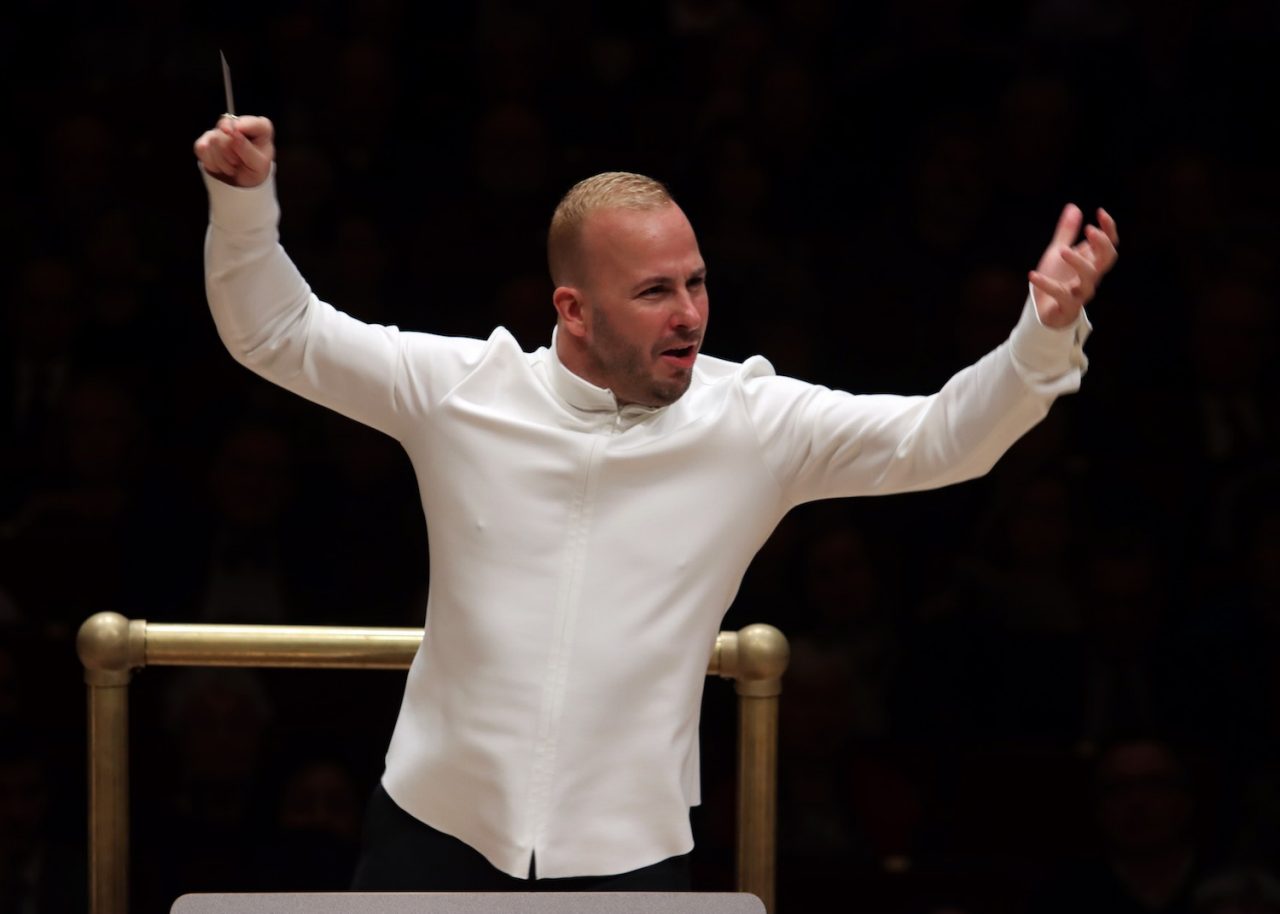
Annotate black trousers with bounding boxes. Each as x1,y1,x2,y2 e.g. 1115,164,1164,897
350,783,692,892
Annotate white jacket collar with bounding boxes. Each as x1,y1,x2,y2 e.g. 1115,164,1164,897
545,326,663,417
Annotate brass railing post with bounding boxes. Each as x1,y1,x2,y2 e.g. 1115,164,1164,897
77,612,146,914
713,623,790,914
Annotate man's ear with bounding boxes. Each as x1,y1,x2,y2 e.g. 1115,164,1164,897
553,286,589,339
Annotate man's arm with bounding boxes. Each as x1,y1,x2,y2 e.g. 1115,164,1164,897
744,205,1119,506
194,116,482,440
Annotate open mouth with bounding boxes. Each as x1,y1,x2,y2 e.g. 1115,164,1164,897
658,337,700,369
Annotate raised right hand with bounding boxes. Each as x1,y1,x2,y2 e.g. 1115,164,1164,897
194,115,275,187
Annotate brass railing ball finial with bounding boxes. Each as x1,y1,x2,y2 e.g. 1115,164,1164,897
77,612,144,686
733,623,790,697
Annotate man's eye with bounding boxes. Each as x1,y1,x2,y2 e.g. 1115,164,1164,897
641,286,665,297
688,277,705,290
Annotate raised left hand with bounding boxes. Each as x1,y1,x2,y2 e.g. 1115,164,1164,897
1029,204,1119,329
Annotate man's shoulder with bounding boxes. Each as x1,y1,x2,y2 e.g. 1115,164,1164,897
693,351,776,385
404,325,527,361
394,326,534,398
669,352,784,422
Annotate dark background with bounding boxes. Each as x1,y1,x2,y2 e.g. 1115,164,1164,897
2,1,1278,912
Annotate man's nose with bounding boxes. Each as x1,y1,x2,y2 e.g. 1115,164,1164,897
670,289,702,331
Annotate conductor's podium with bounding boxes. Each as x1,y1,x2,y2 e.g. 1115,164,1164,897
171,893,766,914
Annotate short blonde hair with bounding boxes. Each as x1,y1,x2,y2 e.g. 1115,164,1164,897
547,171,674,286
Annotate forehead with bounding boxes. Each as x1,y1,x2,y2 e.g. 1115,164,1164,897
579,204,702,281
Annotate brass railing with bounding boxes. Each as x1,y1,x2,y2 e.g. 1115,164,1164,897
76,613,789,913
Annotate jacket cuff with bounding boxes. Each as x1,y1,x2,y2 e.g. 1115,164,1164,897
1007,285,1092,389
200,163,279,234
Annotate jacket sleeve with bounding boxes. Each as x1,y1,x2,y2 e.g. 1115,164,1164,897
742,292,1091,506
202,167,485,441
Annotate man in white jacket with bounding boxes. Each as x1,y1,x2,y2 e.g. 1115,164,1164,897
194,114,1118,892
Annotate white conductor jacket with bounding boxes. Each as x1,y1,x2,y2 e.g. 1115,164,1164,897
203,169,1090,879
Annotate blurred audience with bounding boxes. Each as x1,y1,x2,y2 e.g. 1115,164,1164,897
1028,737,1214,914
0,722,84,914
1193,866,1280,914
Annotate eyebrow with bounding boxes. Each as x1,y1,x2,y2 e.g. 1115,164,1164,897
631,267,707,294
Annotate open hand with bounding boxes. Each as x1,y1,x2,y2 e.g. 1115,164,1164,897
1029,204,1119,329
